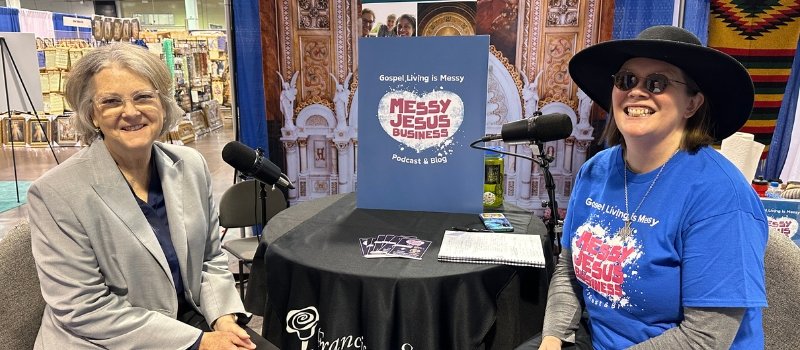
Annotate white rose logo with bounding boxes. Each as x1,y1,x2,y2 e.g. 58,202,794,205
286,306,319,350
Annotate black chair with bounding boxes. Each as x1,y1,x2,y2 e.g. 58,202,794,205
219,179,288,299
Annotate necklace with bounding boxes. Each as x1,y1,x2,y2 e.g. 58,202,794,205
617,149,679,239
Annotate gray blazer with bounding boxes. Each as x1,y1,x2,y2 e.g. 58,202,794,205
28,140,245,349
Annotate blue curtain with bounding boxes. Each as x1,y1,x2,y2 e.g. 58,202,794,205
613,0,709,42
765,38,800,179
52,13,92,40
0,7,21,32
612,0,675,39
682,0,709,45
231,0,268,154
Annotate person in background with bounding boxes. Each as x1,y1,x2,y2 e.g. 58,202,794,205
29,43,257,349
378,14,397,37
528,25,768,350
396,14,416,37
361,8,376,37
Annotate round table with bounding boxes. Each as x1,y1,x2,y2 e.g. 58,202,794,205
245,193,551,349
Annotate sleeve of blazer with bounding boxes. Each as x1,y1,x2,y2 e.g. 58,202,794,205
29,180,202,349
194,152,247,324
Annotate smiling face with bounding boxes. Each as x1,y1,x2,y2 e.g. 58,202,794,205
361,12,375,36
91,65,164,163
397,18,414,37
611,57,704,149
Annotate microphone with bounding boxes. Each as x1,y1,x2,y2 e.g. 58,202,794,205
481,113,573,143
222,141,295,189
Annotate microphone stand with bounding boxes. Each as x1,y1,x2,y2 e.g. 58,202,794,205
529,141,561,262
255,148,269,242
470,130,563,273
231,148,271,242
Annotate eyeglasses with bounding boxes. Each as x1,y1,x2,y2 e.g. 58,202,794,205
612,72,690,94
93,90,160,114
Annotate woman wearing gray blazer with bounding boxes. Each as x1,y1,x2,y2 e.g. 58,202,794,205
28,43,255,350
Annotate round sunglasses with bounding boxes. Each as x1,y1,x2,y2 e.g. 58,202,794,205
612,71,690,94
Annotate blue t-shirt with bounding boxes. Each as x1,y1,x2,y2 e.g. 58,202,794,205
561,145,768,349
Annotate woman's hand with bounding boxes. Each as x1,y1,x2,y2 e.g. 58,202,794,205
199,331,256,350
538,335,563,350
204,314,255,349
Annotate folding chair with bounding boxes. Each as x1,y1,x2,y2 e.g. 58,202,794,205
219,179,288,299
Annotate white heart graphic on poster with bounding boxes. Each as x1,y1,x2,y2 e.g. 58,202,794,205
769,217,799,239
377,90,464,152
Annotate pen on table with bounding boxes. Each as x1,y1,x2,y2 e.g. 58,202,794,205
449,226,492,232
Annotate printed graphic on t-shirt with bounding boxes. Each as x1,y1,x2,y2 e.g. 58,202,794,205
572,222,642,308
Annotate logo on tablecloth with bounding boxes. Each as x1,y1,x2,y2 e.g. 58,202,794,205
286,306,319,350
286,305,417,350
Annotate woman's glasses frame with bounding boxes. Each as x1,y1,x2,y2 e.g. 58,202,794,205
611,71,692,95
93,89,161,114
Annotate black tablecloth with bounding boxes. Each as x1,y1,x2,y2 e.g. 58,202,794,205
245,193,552,349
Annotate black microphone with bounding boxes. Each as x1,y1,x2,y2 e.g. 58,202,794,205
222,141,295,189
481,113,573,143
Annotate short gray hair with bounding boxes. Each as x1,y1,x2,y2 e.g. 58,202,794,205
64,43,183,145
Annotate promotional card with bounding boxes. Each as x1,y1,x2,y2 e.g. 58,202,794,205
357,35,489,213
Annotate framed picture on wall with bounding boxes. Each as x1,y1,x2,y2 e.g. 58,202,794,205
53,116,78,146
92,16,104,41
27,118,51,147
112,18,123,41
314,140,327,169
103,18,113,42
178,121,195,144
190,110,208,135
122,19,131,41
131,19,141,40
4,116,27,146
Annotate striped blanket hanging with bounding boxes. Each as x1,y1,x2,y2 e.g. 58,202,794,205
709,0,800,157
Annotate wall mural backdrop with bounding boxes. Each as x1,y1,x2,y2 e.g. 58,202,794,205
263,0,609,214
259,1,800,208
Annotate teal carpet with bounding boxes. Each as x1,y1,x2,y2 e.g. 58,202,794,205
0,181,32,213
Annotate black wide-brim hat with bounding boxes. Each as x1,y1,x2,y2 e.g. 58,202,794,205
569,25,754,140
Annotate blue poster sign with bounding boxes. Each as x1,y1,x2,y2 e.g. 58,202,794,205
762,198,800,247
357,35,489,214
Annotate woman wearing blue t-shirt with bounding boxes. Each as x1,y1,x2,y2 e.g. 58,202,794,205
534,26,768,349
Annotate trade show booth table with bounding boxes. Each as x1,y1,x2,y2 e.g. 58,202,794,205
245,193,553,349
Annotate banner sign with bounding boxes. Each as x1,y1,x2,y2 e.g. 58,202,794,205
762,198,800,247
63,17,92,28
357,35,489,214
